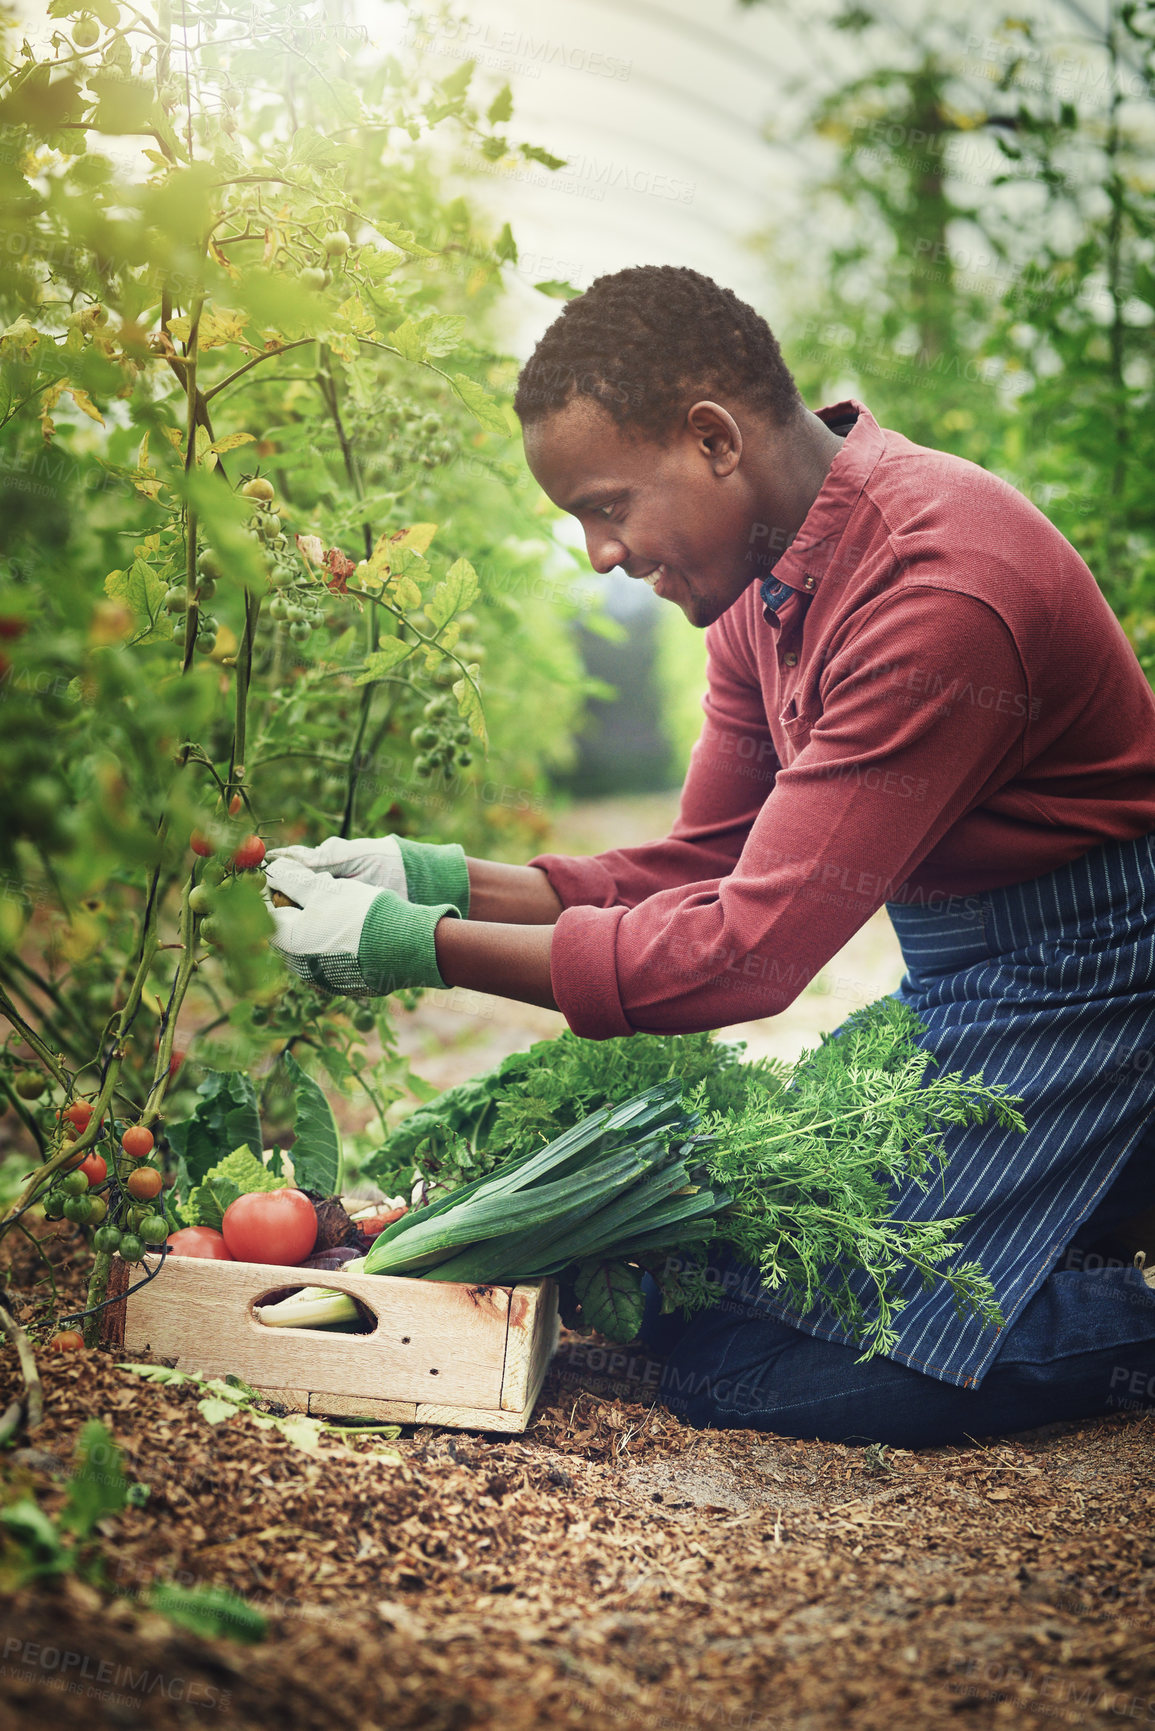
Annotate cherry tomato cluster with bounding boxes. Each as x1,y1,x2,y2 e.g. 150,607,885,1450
40,1112,169,1259
346,393,455,476
165,546,221,655
241,476,326,646
298,228,353,292
410,690,475,778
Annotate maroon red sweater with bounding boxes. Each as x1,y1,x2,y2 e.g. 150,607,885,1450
530,401,1155,1039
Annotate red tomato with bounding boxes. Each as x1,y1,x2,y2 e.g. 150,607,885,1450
169,1049,186,1080
165,1227,233,1260
49,1329,86,1351
190,829,215,857
121,1125,154,1159
221,1189,317,1265
61,1100,94,1132
76,1152,107,1188
232,834,266,870
127,1166,163,1201
356,1206,407,1239
228,793,243,816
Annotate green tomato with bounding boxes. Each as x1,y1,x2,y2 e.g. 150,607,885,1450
42,1193,65,1221
138,1215,168,1245
196,577,217,601
188,883,213,916
171,620,187,644
289,622,311,644
352,1007,376,1032
86,1195,108,1225
72,16,100,48
268,596,289,622
199,918,220,946
411,725,439,750
300,267,329,291
268,564,295,589
118,1232,144,1264
197,548,223,582
93,1224,122,1253
250,1003,270,1026
194,635,217,657
14,1070,46,1101
61,1169,88,1198
63,1194,92,1223
164,586,189,614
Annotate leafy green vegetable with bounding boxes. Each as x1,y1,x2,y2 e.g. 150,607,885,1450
167,1070,263,1193
364,1028,776,1196
181,1144,285,1231
685,997,1025,1357
278,1050,342,1195
574,1261,648,1341
362,1000,1026,1352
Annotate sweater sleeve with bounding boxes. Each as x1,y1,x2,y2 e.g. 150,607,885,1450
547,588,1031,1038
529,614,779,910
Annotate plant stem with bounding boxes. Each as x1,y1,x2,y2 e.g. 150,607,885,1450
0,1299,42,1438
0,980,70,1093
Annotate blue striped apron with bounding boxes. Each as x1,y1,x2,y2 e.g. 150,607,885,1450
765,830,1155,1388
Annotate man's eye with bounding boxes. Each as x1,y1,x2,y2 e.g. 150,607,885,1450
597,504,615,519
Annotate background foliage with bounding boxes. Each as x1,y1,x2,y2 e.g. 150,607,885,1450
0,0,597,1287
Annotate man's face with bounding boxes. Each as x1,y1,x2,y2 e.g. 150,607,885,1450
522,397,763,629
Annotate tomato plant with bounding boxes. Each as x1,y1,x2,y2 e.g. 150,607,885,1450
221,1189,317,1266
0,0,596,1346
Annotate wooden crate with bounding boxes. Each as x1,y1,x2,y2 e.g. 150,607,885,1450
102,1254,559,1433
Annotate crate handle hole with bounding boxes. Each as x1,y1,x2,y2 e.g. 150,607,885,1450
401,1336,410,1344
250,1285,380,1336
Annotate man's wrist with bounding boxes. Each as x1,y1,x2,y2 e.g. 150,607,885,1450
464,858,564,925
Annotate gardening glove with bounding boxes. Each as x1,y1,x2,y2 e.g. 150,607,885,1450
263,857,459,1000
265,834,469,917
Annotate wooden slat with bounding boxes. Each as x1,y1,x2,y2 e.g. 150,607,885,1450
501,1281,557,1411
308,1392,418,1423
121,1255,509,1407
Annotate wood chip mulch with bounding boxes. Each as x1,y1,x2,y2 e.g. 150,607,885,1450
1,1229,1153,1731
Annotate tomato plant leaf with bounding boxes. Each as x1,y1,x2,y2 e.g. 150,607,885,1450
495,222,517,263
573,1260,647,1343
439,60,475,98
520,143,567,170
453,662,486,745
354,637,413,685
450,372,514,434
535,279,582,301
487,84,514,125
427,557,479,630
389,311,465,361
280,1049,342,1195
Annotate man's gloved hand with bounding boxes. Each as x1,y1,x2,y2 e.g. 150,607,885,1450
263,858,459,1000
265,834,469,917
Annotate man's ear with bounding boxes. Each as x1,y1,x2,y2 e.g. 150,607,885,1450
686,400,741,476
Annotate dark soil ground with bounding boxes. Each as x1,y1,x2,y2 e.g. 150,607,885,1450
1,1228,1153,1731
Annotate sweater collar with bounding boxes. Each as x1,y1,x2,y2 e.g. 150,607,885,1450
758,399,885,619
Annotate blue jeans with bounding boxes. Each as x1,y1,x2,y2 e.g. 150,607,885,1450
640,1261,1155,1447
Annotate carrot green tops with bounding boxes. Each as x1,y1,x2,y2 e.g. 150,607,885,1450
531,401,1155,1039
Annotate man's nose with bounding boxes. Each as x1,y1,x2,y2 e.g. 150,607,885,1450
585,528,628,575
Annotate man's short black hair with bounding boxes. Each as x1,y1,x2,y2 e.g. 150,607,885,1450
514,265,803,442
